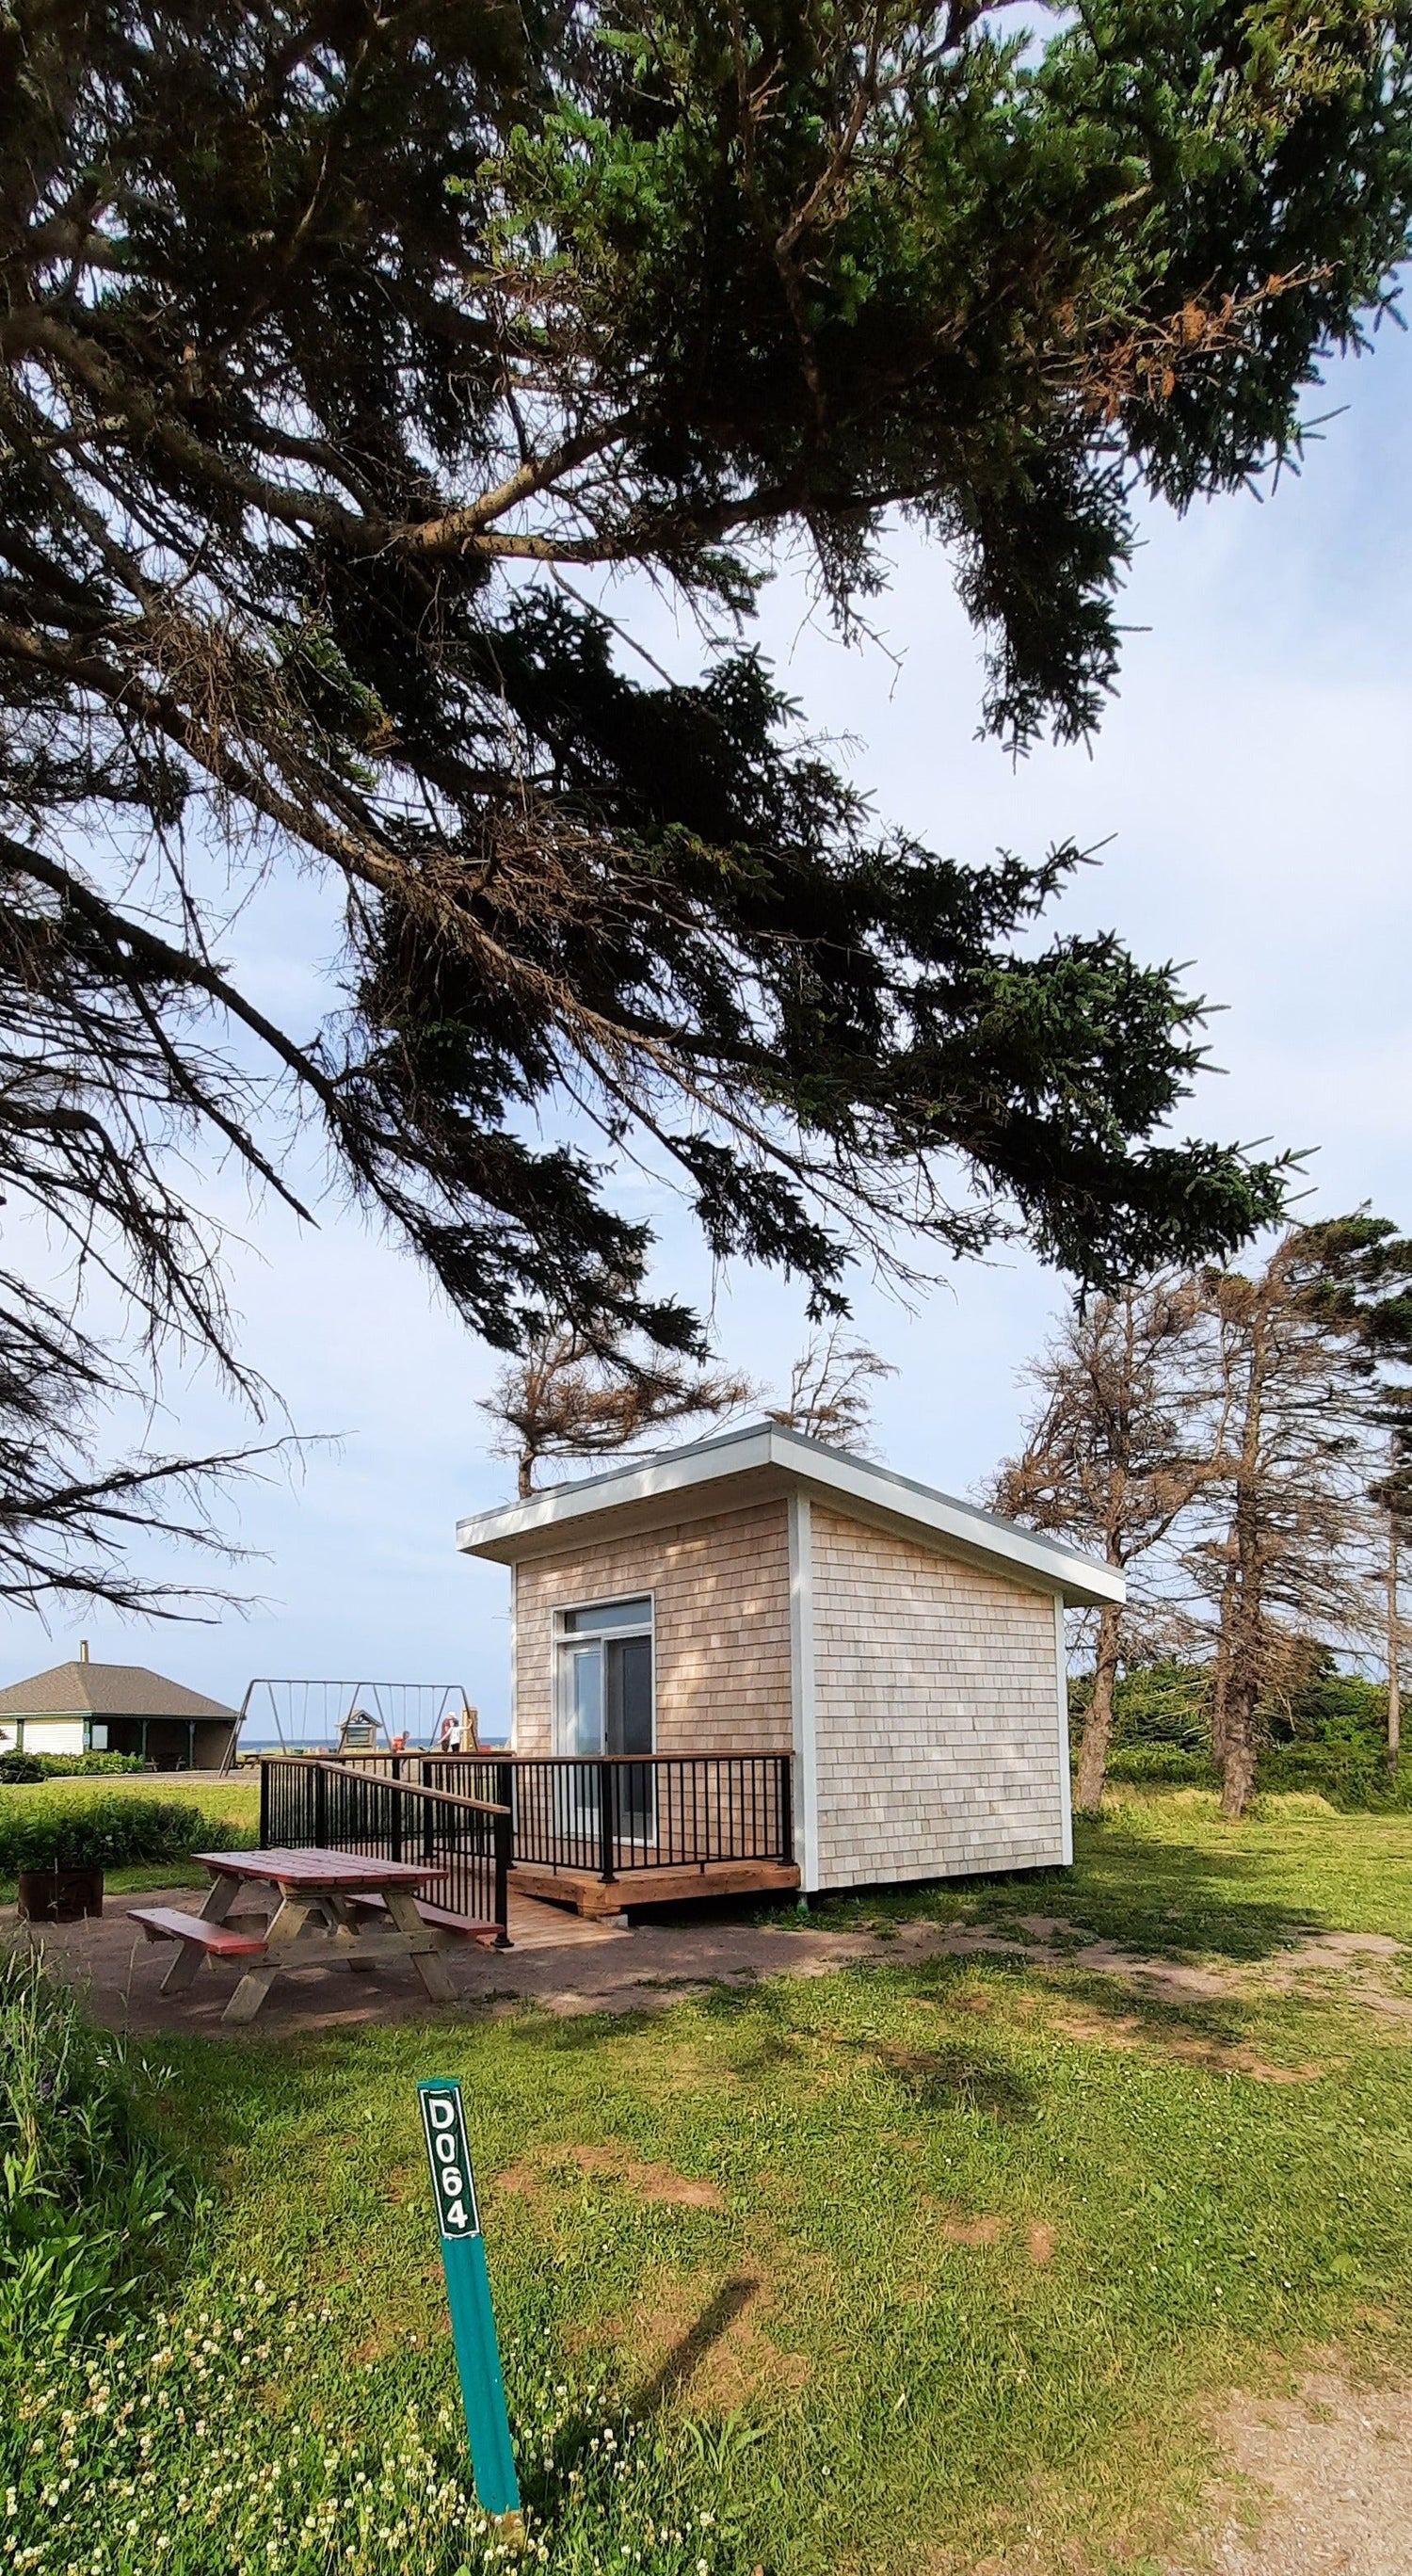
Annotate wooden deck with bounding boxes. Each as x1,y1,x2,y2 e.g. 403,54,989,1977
509,1857,801,1918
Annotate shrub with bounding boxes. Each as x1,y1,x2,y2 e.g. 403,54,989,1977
1258,1741,1412,1811
0,1950,191,2347
1103,1744,1218,1786
0,1751,142,1783
1069,1660,1212,1755
1272,1656,1388,1746
0,1793,236,1876
8,1751,146,1779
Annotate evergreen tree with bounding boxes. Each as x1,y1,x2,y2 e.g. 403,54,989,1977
767,1328,894,1453
1371,1434,1412,1769
5,1,1409,1593
993,1278,1212,1811
1184,1217,1412,1817
484,1308,752,1495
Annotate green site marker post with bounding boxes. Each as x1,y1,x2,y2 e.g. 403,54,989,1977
418,2079,521,2524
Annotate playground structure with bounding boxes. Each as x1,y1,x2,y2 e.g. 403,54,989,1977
221,1679,478,1772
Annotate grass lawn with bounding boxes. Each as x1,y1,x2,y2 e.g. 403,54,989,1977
812,1783,1412,1958
7,1791,1412,2575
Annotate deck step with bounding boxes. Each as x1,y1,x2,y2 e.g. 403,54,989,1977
508,1860,801,1918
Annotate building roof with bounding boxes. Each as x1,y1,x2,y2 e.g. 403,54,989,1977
456,1419,1125,1609
0,1660,238,1723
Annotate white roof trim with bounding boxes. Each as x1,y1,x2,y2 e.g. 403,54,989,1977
456,1420,1123,1609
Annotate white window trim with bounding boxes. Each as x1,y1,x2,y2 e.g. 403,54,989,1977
550,1588,656,1759
1053,1594,1073,1866
552,1587,655,1639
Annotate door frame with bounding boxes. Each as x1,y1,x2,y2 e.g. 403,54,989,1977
550,1591,657,1850
550,1591,656,1758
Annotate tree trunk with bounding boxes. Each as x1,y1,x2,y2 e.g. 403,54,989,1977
1388,1510,1402,1773
1217,1301,1267,1822
1219,1568,1262,1819
1211,1559,1237,1770
517,1452,533,1499
1220,1672,1260,1818
1074,1603,1121,1813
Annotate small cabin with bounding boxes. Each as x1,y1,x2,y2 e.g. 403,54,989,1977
0,1648,239,1770
457,1423,1122,1907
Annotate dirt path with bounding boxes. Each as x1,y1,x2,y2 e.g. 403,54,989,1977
9,1888,1412,2038
1169,2366,1412,2576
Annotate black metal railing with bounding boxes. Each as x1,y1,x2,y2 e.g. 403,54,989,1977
260,1758,512,1941
505,1753,793,1884
259,1748,793,1896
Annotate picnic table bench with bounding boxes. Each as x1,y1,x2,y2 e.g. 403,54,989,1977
131,1847,462,2022
343,1888,502,1943
127,1905,268,1962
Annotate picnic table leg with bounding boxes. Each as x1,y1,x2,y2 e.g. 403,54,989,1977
322,1890,379,1972
383,1884,457,2004
159,1867,242,1994
222,1891,318,2024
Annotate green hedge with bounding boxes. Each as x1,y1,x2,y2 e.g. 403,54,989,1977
0,1751,145,1784
1085,1741,1412,1807
1102,1744,1219,1786
0,1793,237,1876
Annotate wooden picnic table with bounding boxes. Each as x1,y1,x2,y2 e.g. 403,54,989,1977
134,1847,458,2023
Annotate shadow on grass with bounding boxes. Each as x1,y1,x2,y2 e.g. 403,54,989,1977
809,1818,1332,1968
634,2274,758,2410
1031,1966,1279,2060
898,2042,1037,2121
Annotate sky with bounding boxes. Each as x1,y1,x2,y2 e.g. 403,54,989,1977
4,322,1409,1737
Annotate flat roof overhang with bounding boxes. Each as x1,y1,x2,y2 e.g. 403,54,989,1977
456,1422,1124,1611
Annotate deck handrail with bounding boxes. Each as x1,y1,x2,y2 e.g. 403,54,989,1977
503,1750,793,1883
290,1756,509,1818
259,1753,511,1941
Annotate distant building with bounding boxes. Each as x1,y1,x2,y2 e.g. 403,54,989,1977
0,1642,238,1769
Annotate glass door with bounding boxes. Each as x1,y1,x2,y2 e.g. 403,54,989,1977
562,1643,603,1756
606,1633,653,1842
554,1598,655,1856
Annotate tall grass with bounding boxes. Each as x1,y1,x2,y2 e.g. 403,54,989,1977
0,1793,236,1877
0,1954,746,2573
0,1949,193,2347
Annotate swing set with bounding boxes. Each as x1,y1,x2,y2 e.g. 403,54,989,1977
221,1678,478,1770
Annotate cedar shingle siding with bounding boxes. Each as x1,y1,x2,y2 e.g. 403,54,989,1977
462,1424,1098,1893
809,1506,1065,1889
512,1500,793,1757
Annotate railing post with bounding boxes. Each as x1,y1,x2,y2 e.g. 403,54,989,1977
259,1759,270,1847
313,1761,328,1848
778,1756,794,1864
495,1762,515,1861
493,1801,512,1947
597,1759,616,1883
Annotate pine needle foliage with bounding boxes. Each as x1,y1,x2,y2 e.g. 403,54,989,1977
5,0,1410,1595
